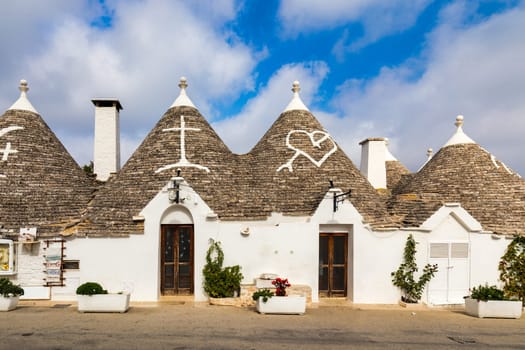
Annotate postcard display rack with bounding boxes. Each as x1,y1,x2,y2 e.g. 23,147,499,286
43,239,66,286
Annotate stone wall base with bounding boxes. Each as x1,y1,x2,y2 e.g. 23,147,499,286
207,284,312,308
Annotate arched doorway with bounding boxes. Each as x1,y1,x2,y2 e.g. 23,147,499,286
160,206,194,295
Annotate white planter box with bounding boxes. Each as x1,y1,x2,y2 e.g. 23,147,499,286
0,296,19,311
465,298,522,319
256,296,306,315
77,293,130,313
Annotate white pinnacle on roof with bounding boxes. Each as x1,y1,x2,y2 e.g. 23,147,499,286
427,148,433,160
170,77,196,108
443,115,475,147
418,148,434,171
284,81,309,112
8,80,38,114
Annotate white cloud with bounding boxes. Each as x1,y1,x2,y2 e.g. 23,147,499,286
213,61,329,154
0,0,258,166
278,0,431,51
328,4,525,174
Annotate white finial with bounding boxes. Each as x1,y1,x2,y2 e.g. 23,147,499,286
170,76,196,108
444,114,475,147
19,80,29,93
292,80,300,93
455,115,464,127
179,77,188,90
418,147,434,171
7,79,38,113
284,80,309,112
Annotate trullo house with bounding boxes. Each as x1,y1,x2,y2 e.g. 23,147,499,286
0,78,523,305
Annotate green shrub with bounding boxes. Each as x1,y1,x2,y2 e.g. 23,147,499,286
469,284,506,301
76,282,108,295
202,240,243,298
391,234,438,303
252,289,274,302
0,278,24,297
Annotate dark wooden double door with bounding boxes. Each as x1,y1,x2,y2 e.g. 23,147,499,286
319,233,348,297
161,225,194,295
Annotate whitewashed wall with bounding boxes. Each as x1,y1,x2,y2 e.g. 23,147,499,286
55,187,368,302
350,204,512,305
352,228,407,304
16,188,513,305
469,233,510,288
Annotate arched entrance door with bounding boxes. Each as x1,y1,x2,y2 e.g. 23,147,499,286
160,224,194,295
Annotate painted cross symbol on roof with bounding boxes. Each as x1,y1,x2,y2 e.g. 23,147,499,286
155,115,210,173
0,125,24,178
1,142,18,161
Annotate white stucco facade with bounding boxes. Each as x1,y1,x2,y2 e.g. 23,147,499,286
11,185,515,305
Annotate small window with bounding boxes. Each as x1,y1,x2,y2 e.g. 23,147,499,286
0,239,15,274
430,243,448,258
63,260,80,270
451,243,469,259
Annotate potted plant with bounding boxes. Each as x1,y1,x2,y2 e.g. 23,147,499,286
464,284,522,319
391,234,438,306
203,240,244,306
253,277,306,315
0,278,24,311
76,282,130,313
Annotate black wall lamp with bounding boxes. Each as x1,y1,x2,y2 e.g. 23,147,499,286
168,169,184,203
329,180,351,212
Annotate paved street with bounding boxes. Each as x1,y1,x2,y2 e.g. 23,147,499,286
0,302,524,349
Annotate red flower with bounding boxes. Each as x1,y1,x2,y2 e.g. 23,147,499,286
272,277,291,296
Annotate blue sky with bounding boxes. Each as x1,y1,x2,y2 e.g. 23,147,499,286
0,0,524,176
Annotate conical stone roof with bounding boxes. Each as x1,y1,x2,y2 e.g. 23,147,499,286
384,139,410,191
0,82,95,236
389,117,525,235
386,160,410,191
247,83,393,227
81,104,237,236
81,80,395,236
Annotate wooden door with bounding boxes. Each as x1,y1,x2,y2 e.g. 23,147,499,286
161,225,194,295
319,233,347,297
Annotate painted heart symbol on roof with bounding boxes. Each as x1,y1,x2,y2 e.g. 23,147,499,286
277,130,338,172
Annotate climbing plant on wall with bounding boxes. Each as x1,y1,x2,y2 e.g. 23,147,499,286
391,234,438,303
499,235,525,305
202,240,243,298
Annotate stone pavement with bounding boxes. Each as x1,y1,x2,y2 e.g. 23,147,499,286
0,300,523,349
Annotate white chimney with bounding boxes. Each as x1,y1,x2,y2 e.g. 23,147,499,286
359,138,387,190
92,98,122,181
